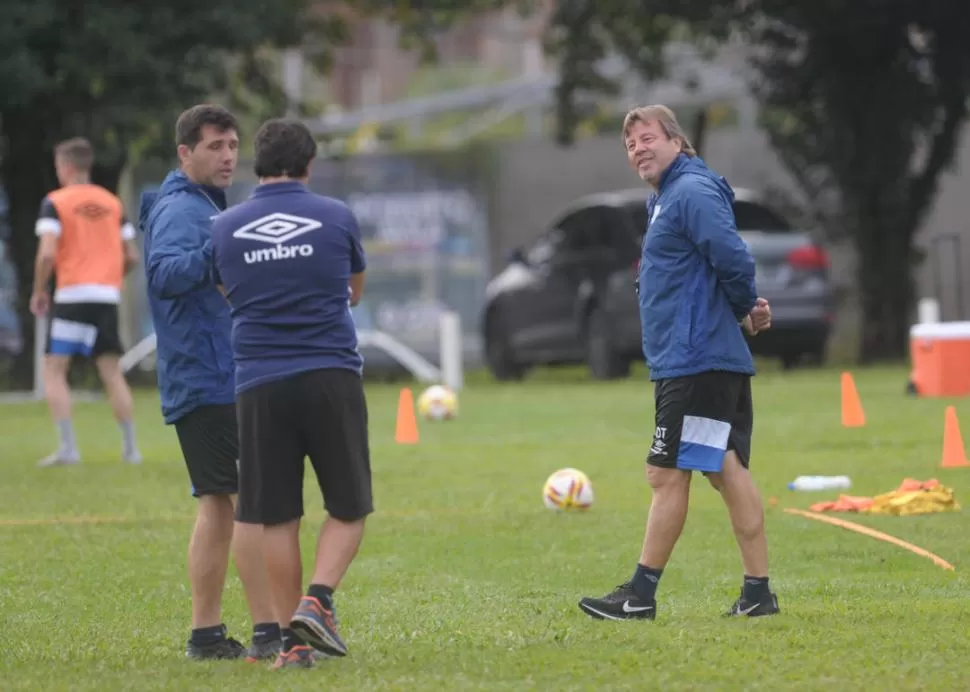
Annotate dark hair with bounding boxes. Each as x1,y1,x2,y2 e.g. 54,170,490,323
253,118,317,179
54,137,95,171
175,104,239,150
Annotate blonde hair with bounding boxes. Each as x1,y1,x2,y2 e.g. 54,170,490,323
55,137,95,172
621,105,696,156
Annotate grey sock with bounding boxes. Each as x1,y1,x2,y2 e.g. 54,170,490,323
56,419,78,458
119,419,138,458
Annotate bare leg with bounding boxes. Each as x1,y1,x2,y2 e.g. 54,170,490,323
229,512,276,627
94,355,133,422
261,518,304,630
578,465,691,619
639,466,692,568
706,451,768,577
706,451,778,614
188,494,235,628
39,355,79,465
262,516,366,626
309,517,366,590
95,355,141,462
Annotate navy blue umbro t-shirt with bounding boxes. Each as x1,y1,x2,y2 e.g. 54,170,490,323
210,181,366,394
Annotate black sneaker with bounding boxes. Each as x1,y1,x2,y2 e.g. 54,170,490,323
185,635,246,660
578,581,657,621
244,637,282,662
725,589,780,617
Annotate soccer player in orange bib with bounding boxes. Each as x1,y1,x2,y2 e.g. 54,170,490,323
30,137,142,467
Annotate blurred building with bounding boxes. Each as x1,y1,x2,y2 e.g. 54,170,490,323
326,4,553,110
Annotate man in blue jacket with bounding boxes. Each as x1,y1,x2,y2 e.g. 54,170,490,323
140,104,278,660
578,105,779,622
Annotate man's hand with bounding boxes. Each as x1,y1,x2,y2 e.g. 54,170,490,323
30,291,50,317
741,314,757,336
750,297,772,333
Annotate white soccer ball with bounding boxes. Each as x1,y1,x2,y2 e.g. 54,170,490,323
542,467,594,511
417,384,458,421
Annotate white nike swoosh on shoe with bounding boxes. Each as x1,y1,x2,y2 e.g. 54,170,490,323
579,603,626,621
622,600,654,613
739,602,760,615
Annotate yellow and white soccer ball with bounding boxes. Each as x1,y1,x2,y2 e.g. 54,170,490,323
542,467,594,511
417,384,459,421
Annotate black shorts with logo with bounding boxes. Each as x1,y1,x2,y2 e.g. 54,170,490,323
46,302,124,358
235,368,373,526
647,371,753,473
174,404,240,498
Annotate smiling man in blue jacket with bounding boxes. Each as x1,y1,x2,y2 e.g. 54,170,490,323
578,105,779,622
140,104,277,661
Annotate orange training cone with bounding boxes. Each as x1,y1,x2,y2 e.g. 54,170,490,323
394,387,419,445
841,371,865,427
941,406,970,468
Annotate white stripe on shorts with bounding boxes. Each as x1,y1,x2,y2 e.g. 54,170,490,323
680,415,731,451
50,318,98,348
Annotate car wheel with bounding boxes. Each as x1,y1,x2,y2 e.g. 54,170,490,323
485,309,526,381
781,352,801,370
586,307,631,380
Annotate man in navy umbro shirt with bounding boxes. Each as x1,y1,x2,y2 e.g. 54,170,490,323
210,118,372,670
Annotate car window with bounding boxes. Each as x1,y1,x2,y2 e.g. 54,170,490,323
624,201,648,241
734,200,791,231
530,209,599,265
558,208,600,253
525,228,565,266
624,198,791,236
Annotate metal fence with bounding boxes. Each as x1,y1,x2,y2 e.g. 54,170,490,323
123,145,496,378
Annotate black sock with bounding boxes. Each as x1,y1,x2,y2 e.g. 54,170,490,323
252,621,281,644
742,575,771,602
631,564,663,602
190,623,227,646
308,583,334,609
281,627,302,653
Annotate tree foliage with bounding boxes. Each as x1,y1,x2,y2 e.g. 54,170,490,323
747,1,970,360
541,0,738,145
0,0,343,385
543,0,970,361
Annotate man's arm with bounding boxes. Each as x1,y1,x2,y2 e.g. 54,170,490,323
145,207,213,299
120,214,139,275
209,236,229,301
30,197,60,315
346,207,367,307
33,234,57,292
682,182,758,320
349,272,365,307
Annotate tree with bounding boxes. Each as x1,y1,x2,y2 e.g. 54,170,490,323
747,1,970,361
542,0,970,361
0,0,345,386
542,1,737,145
0,0,536,387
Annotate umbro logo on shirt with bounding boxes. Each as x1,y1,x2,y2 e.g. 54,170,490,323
233,212,322,244
74,202,111,220
233,212,322,264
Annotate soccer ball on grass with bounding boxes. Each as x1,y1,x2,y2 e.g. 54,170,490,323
542,467,594,511
417,384,459,421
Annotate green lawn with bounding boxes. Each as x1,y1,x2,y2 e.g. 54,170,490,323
1,364,969,690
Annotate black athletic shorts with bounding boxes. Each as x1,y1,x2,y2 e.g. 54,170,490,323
647,371,753,473
235,368,373,526
174,404,240,498
46,302,123,358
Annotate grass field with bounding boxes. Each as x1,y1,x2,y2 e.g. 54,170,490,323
2,364,969,691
